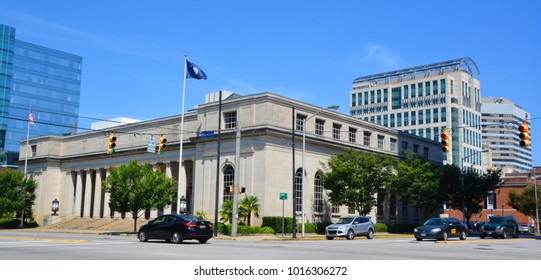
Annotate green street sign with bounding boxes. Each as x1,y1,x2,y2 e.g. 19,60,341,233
279,192,288,200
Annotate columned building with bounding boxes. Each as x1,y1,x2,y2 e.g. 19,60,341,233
350,58,486,173
20,92,442,226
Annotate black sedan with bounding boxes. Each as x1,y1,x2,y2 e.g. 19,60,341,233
414,217,468,241
137,214,213,244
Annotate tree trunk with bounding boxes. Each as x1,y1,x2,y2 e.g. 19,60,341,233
133,211,138,233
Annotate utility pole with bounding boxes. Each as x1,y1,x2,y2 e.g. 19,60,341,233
231,123,241,237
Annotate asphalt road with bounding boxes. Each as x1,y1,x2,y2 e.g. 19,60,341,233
0,230,540,260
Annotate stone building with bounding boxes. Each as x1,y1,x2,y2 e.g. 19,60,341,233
20,91,443,226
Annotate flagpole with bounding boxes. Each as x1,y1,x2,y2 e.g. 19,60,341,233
177,55,188,214
20,104,31,227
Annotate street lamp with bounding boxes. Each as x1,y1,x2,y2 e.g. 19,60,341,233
461,149,488,223
51,198,59,216
179,196,187,214
301,105,339,237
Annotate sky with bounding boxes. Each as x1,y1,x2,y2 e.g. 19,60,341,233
1,0,540,165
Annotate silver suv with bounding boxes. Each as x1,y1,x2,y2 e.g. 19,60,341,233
325,216,374,240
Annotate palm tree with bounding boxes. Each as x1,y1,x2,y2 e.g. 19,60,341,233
240,195,260,226
219,200,233,224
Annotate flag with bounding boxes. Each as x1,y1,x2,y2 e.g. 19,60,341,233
186,60,207,80
29,112,35,125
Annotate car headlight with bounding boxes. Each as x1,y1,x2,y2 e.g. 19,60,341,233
414,228,418,232
431,228,442,233
338,226,347,230
496,225,501,230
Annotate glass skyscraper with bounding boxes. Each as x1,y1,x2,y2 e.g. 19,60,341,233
0,24,82,165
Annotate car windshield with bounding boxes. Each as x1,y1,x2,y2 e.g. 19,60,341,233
487,217,505,223
423,218,446,226
335,217,354,224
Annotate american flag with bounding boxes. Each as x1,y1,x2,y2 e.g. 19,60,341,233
29,112,35,125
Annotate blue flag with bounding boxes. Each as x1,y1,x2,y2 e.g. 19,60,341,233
186,60,207,80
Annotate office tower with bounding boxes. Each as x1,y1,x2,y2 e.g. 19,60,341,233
350,58,485,172
481,97,532,173
0,24,82,165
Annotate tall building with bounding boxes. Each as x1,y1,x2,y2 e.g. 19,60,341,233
0,24,82,165
349,58,485,172
481,97,532,173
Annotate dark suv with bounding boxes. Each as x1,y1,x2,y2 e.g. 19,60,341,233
479,216,519,239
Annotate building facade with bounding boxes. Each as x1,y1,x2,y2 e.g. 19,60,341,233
349,58,485,173
481,97,532,173
20,92,443,226
0,24,82,165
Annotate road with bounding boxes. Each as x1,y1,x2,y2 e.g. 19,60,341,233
0,230,540,260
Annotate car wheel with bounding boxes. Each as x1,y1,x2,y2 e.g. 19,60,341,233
439,231,448,241
501,230,507,239
459,231,467,240
138,231,148,242
198,239,208,244
480,234,486,239
513,230,519,238
326,236,334,240
346,229,355,240
416,237,422,241
172,231,183,244
366,229,374,239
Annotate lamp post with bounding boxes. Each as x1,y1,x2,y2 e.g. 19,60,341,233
301,105,339,237
530,175,540,235
179,196,187,214
461,149,488,223
51,198,59,216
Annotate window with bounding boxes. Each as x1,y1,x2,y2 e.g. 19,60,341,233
351,93,356,107
223,165,235,201
402,141,408,153
390,138,397,152
363,131,371,146
349,127,357,143
391,87,402,109
314,173,323,213
333,123,341,139
425,81,430,96
315,119,325,136
390,194,397,217
377,135,384,149
377,194,384,216
348,207,355,215
332,204,340,214
433,80,438,95
295,168,303,212
224,111,237,129
440,79,446,94
31,145,37,157
402,202,408,218
296,114,307,131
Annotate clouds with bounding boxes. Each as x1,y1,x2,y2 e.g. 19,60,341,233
355,43,401,73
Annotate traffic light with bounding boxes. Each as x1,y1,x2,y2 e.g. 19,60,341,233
440,129,450,153
227,185,234,194
519,120,530,147
239,186,246,194
158,135,167,154
107,133,116,154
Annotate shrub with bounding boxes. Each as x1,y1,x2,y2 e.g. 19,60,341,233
386,223,416,233
374,223,388,232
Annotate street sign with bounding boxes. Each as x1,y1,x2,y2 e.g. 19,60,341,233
147,139,156,153
279,192,288,200
200,131,214,139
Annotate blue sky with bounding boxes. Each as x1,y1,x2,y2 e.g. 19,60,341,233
1,0,540,165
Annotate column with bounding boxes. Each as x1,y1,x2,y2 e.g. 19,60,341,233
94,169,103,219
83,170,93,217
74,171,84,217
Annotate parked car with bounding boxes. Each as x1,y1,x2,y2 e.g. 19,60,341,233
137,214,213,244
474,221,485,231
519,224,534,234
325,216,374,240
414,217,468,241
479,215,519,239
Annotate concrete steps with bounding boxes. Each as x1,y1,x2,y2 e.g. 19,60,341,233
45,217,150,232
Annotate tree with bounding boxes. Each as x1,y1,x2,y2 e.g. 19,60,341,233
320,148,393,216
239,195,260,226
442,165,502,223
389,152,443,219
508,186,540,228
102,160,176,232
0,170,37,223
219,200,233,224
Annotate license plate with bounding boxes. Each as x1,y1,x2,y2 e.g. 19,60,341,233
451,229,456,234
487,231,492,235
199,225,206,229
420,233,426,237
